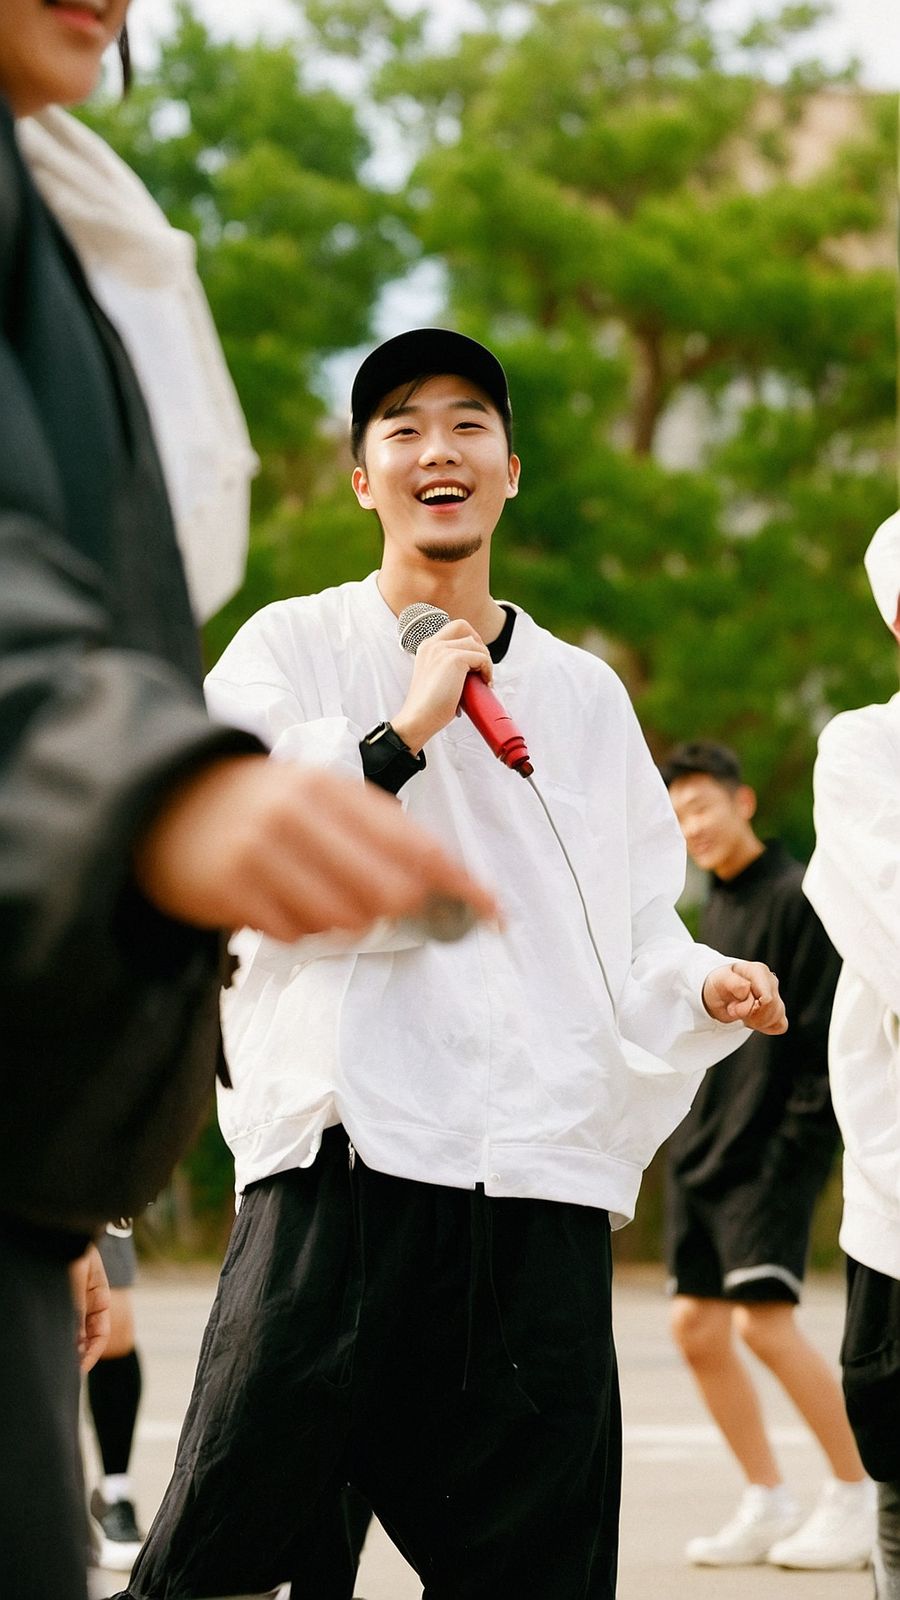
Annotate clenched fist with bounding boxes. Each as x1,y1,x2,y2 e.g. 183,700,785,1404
702,961,788,1034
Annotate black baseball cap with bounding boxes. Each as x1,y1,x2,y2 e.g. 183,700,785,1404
350,328,512,453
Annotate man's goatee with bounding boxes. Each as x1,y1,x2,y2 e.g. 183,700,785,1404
416,537,483,564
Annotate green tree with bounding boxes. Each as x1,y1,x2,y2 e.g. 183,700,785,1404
310,0,896,852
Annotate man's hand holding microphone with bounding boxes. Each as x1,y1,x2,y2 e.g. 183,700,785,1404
390,615,496,758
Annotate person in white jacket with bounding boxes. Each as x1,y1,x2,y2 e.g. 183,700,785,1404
121,328,786,1600
804,509,900,1600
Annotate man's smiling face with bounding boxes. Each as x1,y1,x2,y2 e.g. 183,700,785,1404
667,772,755,876
0,0,129,116
351,373,520,565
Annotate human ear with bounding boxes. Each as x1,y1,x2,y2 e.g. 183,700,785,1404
506,454,522,500
351,465,376,510
736,784,758,821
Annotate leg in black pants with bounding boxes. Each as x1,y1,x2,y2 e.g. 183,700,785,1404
297,1486,372,1600
340,1176,620,1600
0,1227,87,1600
122,1149,365,1600
842,1258,900,1600
874,1482,900,1599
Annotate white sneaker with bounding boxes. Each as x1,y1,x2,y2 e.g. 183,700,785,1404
686,1485,802,1566
767,1477,876,1570
88,1487,143,1570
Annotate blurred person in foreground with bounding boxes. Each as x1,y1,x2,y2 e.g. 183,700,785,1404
661,741,872,1570
0,12,496,1600
804,510,900,1600
119,328,787,1600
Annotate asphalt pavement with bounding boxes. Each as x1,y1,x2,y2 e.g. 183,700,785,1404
85,1263,874,1600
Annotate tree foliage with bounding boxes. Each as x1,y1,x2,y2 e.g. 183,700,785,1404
309,0,895,850
80,2,409,658
82,2,895,854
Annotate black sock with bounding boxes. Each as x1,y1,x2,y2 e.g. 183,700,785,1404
87,1347,142,1479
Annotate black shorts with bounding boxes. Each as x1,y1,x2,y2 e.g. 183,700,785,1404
842,1256,900,1482
97,1224,136,1290
665,1162,824,1304
120,1129,622,1600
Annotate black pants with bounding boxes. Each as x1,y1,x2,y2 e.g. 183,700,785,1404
842,1257,900,1599
842,1256,900,1483
123,1130,621,1600
0,1228,86,1600
302,1484,372,1599
875,1482,900,1599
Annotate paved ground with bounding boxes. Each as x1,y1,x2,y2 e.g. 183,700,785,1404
85,1264,874,1599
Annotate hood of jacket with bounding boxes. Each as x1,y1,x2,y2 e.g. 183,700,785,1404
17,106,257,624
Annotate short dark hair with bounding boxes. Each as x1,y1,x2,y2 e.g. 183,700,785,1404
118,26,132,94
659,739,743,791
350,371,514,465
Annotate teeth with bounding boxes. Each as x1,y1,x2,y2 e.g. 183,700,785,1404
419,486,469,502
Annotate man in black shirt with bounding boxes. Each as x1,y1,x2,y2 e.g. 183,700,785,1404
660,740,873,1571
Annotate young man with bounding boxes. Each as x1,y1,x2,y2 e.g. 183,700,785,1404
804,510,900,1600
120,328,787,1600
660,740,872,1570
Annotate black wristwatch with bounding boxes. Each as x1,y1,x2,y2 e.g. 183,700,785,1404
360,721,426,794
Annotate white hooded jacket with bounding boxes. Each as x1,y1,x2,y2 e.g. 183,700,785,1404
206,574,747,1227
804,512,900,1279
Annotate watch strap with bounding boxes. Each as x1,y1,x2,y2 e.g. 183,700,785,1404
360,721,426,794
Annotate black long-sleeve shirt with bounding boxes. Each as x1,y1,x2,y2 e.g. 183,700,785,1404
668,840,840,1194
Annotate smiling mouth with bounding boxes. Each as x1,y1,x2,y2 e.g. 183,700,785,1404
417,485,471,506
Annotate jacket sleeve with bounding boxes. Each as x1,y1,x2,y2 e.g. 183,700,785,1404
205,607,365,785
206,613,428,962
612,685,747,1074
0,131,259,1016
771,885,840,1153
805,708,900,1016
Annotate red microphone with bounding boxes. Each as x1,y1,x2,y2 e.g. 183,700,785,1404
398,603,534,777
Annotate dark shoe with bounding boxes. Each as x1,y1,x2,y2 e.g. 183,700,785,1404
89,1488,144,1570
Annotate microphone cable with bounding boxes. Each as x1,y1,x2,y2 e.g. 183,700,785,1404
523,772,619,1016
396,598,619,1006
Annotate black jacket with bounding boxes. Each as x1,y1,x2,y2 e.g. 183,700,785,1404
668,841,841,1195
0,101,259,1244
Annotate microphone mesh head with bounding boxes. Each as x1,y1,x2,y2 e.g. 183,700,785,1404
398,602,451,655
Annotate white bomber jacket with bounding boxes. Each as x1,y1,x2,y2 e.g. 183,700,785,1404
805,696,900,1279
206,573,746,1227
